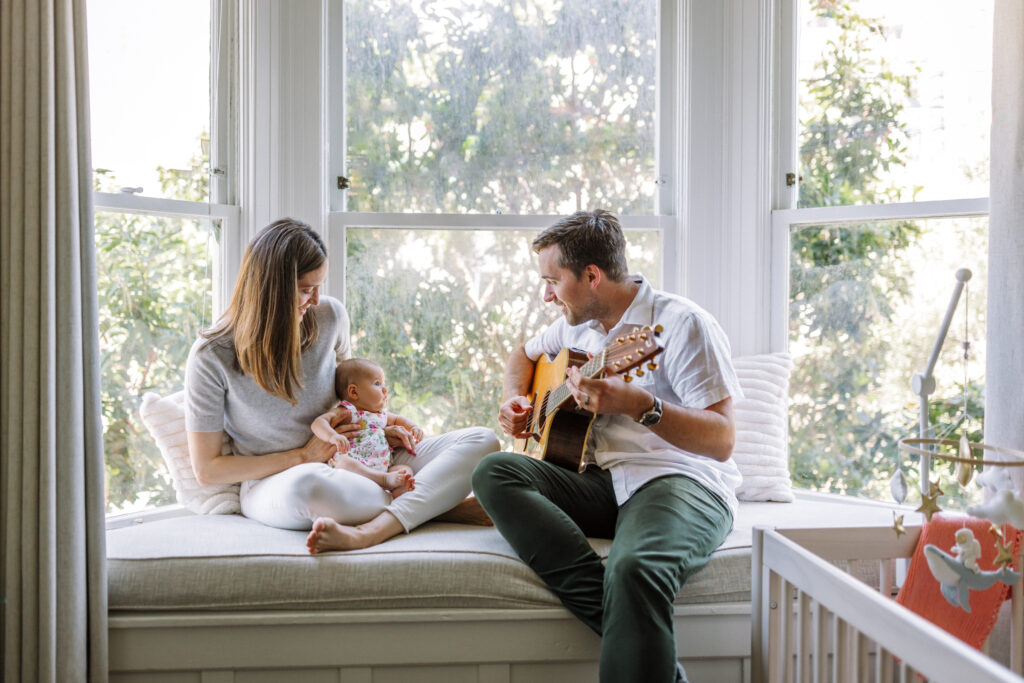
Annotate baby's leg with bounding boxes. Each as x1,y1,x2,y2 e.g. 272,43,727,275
386,464,415,497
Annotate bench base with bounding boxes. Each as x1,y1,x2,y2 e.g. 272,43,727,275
109,604,753,682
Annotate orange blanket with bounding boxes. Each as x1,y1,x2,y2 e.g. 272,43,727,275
896,513,1022,650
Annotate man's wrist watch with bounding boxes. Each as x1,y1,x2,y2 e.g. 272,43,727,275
636,395,663,427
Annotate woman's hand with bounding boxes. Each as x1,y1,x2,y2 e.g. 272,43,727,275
385,425,419,455
301,433,339,464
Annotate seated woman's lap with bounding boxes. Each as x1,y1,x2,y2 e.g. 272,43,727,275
241,463,389,530
241,427,500,532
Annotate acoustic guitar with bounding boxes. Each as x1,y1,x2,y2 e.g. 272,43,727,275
514,325,664,472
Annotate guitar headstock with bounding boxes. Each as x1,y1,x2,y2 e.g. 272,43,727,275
602,325,664,382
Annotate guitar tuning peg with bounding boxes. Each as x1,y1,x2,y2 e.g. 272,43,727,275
625,355,633,363
639,332,648,340
623,375,633,383
616,336,625,344
634,369,645,377
628,334,636,341
646,361,658,371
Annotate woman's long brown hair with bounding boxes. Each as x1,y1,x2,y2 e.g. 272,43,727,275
201,218,327,403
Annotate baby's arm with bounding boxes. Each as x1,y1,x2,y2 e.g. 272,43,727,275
387,413,424,444
311,406,352,453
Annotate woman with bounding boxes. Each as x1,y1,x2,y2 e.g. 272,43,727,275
184,218,499,552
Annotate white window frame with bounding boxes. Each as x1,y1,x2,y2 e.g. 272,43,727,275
324,0,682,298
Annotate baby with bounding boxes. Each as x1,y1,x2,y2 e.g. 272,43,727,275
311,358,424,498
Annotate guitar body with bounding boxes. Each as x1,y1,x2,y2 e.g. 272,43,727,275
514,348,595,473
511,326,664,474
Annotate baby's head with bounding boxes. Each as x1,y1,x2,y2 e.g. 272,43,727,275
335,358,388,412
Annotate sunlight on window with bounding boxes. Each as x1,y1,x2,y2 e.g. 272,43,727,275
86,0,211,201
345,228,660,445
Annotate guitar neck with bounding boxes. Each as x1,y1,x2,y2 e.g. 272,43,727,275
547,350,607,412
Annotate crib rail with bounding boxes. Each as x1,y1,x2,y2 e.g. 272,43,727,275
752,525,1024,683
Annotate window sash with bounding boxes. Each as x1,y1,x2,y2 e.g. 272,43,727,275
93,193,242,318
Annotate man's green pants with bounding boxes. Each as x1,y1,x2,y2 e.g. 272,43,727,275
472,451,733,683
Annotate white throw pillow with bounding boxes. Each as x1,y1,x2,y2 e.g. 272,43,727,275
139,391,241,514
732,353,794,502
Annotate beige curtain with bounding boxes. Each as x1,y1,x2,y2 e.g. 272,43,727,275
987,0,1024,491
1,0,109,681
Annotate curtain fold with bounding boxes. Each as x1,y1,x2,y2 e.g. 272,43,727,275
987,0,1024,492
1,0,109,681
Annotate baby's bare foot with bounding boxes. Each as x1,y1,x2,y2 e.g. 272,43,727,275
390,474,416,498
383,470,409,490
306,517,366,553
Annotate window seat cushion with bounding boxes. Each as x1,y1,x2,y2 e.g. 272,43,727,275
106,492,908,612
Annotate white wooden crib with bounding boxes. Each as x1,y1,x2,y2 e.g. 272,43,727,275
751,524,1024,682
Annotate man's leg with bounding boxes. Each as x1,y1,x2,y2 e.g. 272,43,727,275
600,475,733,683
472,452,618,632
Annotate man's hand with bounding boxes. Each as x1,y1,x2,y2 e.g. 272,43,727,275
565,365,651,420
498,396,537,439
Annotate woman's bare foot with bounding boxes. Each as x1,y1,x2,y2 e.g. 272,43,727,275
433,496,493,526
306,517,367,553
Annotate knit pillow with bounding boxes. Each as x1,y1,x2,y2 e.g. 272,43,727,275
732,353,794,502
139,391,241,514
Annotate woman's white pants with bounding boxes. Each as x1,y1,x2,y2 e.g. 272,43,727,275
240,426,500,531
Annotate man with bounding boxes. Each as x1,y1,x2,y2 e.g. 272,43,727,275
472,209,742,683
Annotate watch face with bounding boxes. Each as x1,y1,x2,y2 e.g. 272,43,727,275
639,398,662,426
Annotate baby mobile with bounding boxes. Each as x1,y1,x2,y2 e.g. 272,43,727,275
892,268,1024,611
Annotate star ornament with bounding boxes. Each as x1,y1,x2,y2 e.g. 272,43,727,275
891,512,907,538
916,491,942,522
989,523,1005,542
994,539,1016,568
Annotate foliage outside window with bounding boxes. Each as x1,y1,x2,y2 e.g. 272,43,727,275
96,152,217,513
343,0,657,215
790,0,991,506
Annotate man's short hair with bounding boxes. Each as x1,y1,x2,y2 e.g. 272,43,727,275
335,358,381,400
531,209,629,281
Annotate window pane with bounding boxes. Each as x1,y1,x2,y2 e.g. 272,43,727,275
97,211,219,514
344,0,657,215
798,0,992,207
87,0,211,202
789,216,987,507
345,228,660,442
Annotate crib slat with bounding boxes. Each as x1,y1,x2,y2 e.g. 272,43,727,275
814,603,828,683
783,580,795,683
877,646,894,683
834,616,849,683
769,570,785,683
797,591,813,683
856,631,869,683
879,558,893,597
